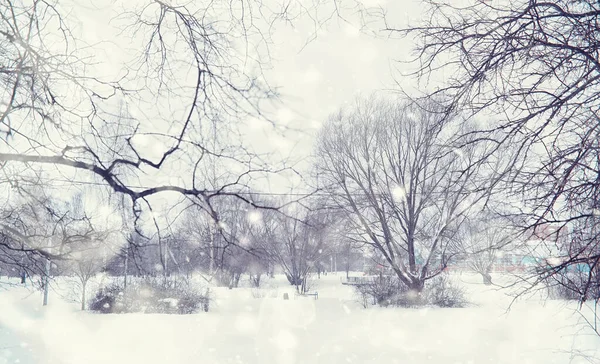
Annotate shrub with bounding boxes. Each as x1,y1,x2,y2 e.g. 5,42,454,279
353,276,416,308
89,277,210,314
353,274,467,308
251,287,267,299
424,275,467,308
89,282,127,313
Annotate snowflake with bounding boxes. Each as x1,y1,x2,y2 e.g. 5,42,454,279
391,186,406,201
247,211,262,224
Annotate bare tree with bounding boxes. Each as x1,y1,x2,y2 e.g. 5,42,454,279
68,238,110,311
174,194,271,287
260,203,331,293
326,215,365,279
459,213,516,285
0,188,114,306
317,96,489,292
386,0,600,298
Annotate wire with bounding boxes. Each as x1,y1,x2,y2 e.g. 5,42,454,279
0,177,404,197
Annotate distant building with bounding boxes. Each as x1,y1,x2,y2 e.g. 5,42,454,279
492,223,567,272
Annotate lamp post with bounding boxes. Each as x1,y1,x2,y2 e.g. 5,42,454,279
334,254,337,273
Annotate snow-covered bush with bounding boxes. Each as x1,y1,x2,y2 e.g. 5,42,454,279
424,275,467,308
251,287,267,299
353,276,412,307
89,282,126,313
89,277,210,314
353,274,467,308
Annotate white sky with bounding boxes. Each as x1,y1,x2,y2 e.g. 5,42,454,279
238,0,422,190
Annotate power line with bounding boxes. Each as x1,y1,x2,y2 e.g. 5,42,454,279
1,177,454,198
1,177,322,196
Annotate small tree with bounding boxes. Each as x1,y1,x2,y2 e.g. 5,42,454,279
458,213,515,285
261,202,332,293
71,247,107,310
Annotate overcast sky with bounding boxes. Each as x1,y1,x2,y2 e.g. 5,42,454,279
237,0,422,191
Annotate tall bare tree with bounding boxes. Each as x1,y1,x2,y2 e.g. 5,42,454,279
387,0,600,296
317,96,489,292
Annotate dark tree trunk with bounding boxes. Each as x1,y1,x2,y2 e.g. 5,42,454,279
408,280,424,293
234,272,241,287
481,272,493,285
250,273,262,287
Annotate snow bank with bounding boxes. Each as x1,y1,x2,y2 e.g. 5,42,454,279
0,273,598,364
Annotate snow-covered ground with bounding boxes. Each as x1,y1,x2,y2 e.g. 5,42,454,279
1,273,599,364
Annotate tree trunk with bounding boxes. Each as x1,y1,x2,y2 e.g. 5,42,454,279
81,281,87,311
334,254,337,273
407,275,425,293
209,230,215,274
481,272,492,285
234,272,241,287
43,261,50,306
124,246,129,290
268,262,274,278
252,273,262,287
43,238,52,306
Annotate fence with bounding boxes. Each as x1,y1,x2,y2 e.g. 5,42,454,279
341,276,378,286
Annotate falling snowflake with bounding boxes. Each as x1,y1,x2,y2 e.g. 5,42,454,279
276,108,294,126
247,211,262,224
452,148,465,159
546,257,562,266
239,235,251,247
391,186,406,201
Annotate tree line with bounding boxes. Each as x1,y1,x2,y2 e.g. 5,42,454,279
1,0,600,316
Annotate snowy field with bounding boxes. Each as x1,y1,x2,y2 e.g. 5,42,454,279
1,273,599,364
